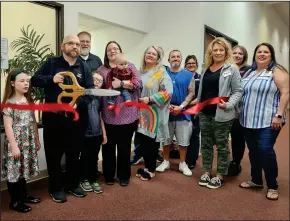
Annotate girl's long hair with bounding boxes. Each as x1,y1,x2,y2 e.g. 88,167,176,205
2,68,33,104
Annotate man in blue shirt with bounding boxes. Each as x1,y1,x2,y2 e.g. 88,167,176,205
156,50,195,176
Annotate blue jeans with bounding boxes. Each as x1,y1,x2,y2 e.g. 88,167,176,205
244,126,281,190
108,89,131,104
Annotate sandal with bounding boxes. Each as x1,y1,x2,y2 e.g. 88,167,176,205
239,181,263,189
136,168,145,178
266,189,279,200
140,171,155,181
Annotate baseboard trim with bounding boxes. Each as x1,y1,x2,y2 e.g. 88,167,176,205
1,169,49,191
1,164,66,191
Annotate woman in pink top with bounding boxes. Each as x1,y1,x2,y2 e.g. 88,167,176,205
97,41,142,186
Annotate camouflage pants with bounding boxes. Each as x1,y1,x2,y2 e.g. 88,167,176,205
199,113,233,175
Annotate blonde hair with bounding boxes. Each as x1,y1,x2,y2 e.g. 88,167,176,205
204,37,234,69
140,46,162,72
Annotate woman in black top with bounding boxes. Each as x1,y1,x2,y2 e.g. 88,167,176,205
227,45,251,176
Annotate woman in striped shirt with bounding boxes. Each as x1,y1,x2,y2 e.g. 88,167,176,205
239,43,289,201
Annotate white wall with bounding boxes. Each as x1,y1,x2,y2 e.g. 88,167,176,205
62,2,150,35
78,25,146,67
75,2,289,73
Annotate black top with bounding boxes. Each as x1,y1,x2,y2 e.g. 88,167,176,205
79,53,103,73
31,56,94,104
31,56,94,125
200,67,222,116
239,65,251,77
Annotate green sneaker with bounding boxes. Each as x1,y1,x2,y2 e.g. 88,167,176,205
91,182,103,194
80,180,93,192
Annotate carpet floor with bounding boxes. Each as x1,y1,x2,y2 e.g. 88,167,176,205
1,120,289,220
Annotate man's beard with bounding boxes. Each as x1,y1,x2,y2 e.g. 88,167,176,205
171,62,180,68
64,50,79,58
80,48,90,56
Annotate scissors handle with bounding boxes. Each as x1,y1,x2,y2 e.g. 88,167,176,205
57,72,85,106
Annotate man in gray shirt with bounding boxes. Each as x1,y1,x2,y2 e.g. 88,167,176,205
77,31,103,73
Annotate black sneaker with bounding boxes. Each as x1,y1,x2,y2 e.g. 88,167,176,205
188,164,196,169
67,187,87,198
157,154,164,163
9,201,31,213
50,190,67,203
198,174,212,187
119,180,129,187
207,177,224,189
227,161,242,176
131,156,143,165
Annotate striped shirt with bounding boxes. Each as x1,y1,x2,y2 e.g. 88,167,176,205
240,68,286,129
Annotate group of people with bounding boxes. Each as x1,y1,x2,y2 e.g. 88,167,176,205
1,30,289,213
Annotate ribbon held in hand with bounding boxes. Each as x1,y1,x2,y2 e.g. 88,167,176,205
0,103,79,121
122,96,230,115
182,96,230,115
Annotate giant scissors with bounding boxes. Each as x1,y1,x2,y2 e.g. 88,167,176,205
57,72,120,106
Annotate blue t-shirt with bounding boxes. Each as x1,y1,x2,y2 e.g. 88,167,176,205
166,67,193,121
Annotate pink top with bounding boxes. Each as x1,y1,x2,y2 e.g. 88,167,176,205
97,63,142,125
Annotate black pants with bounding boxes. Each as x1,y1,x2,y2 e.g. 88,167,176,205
7,178,27,203
186,115,200,166
137,132,160,172
80,136,102,182
102,121,137,182
230,118,246,165
43,113,84,193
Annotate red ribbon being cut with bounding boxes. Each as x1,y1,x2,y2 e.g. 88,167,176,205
0,103,79,121
0,97,229,122
125,96,230,115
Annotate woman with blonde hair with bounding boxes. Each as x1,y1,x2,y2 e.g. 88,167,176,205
135,46,173,181
196,37,242,189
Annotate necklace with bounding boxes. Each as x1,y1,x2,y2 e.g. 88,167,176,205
168,71,178,84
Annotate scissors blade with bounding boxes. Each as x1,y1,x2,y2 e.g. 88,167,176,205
84,88,120,97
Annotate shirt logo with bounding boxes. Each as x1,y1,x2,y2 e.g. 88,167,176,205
76,73,82,79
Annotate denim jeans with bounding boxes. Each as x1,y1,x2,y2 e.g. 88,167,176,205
244,126,281,190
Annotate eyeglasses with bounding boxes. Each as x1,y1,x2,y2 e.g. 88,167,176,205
64,41,80,47
186,62,196,65
93,78,103,83
107,47,120,52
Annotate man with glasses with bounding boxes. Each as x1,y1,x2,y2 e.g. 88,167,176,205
77,31,103,73
31,34,94,203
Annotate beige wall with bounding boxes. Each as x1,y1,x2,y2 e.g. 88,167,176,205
1,2,56,102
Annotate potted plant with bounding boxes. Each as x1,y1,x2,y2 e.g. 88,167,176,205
6,24,55,124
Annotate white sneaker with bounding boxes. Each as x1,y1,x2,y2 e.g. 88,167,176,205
156,160,170,172
179,162,192,176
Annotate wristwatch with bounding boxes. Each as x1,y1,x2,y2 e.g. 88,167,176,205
275,114,282,119
120,81,124,88
180,104,185,111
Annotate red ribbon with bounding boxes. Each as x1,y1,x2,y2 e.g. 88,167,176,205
125,96,230,115
0,103,79,121
182,96,229,115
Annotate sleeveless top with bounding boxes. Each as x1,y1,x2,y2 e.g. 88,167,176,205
240,68,286,129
